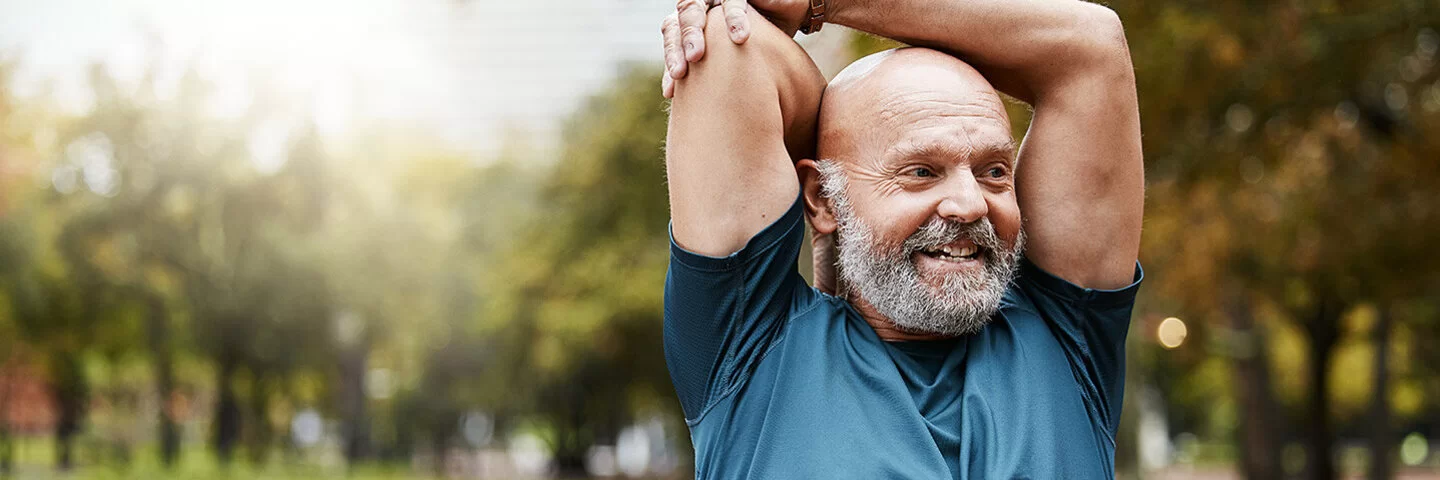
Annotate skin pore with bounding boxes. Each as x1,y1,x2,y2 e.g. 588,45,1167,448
799,48,1026,342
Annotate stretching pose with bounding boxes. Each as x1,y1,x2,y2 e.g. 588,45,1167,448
661,0,1143,477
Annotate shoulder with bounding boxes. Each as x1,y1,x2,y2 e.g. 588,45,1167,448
1011,256,1144,312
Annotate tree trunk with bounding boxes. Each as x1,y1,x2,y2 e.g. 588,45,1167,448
1229,292,1283,480
0,354,13,477
340,341,370,465
0,433,8,479
213,353,242,465
553,418,588,479
1304,299,1342,480
0,432,8,478
550,384,589,479
51,351,87,472
554,451,587,479
1367,305,1394,480
145,293,179,467
430,430,448,478
247,373,272,465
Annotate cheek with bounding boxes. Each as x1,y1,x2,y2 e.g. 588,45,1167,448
987,195,1023,245
853,195,935,245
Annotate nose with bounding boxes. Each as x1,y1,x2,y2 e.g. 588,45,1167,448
934,173,988,224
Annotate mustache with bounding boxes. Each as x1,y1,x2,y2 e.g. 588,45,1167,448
900,217,1006,254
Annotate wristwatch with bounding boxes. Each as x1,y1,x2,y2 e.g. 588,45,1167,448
799,0,826,35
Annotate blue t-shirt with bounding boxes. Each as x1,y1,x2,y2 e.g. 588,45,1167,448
664,197,1143,479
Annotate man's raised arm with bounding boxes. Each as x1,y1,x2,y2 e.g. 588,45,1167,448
832,0,1143,289
684,0,1143,289
664,6,825,257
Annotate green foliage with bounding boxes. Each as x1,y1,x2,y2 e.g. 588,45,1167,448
1104,0,1440,477
478,64,680,464
0,2,1437,476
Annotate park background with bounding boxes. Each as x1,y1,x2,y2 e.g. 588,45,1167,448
0,0,1438,478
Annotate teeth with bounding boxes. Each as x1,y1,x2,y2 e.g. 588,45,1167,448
929,245,978,260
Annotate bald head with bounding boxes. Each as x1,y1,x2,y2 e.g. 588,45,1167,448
817,48,1012,164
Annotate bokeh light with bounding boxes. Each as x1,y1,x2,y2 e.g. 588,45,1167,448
1157,317,1188,349
1402,432,1430,467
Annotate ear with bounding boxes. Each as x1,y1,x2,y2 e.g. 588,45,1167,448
796,159,838,235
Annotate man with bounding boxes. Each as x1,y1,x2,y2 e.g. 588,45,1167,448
660,0,1144,477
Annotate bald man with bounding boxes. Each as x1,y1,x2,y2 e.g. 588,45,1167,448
660,0,1143,477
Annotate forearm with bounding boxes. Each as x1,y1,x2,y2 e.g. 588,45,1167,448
666,7,824,256
829,0,1129,103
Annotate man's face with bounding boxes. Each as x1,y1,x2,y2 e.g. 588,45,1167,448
814,55,1025,335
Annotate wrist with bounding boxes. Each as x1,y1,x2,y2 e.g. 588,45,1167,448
799,0,854,35
822,0,853,29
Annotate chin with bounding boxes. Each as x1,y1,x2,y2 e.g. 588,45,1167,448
890,310,994,337
913,258,985,290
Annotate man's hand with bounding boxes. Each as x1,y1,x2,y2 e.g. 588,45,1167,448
662,0,812,98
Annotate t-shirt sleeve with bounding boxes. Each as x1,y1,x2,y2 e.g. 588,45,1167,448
1014,257,1144,436
663,196,808,422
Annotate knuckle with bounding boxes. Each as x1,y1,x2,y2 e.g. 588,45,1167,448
681,25,704,37
661,14,678,31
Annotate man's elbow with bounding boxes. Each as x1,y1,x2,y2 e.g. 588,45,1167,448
1078,4,1133,71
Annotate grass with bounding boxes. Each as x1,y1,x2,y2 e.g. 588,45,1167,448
2,437,439,480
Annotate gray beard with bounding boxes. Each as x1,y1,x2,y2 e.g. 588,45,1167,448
818,160,1025,336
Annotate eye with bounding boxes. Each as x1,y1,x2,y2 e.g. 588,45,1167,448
985,165,1008,179
910,167,935,178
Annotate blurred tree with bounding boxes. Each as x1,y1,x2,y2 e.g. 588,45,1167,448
388,155,540,467
31,59,351,468
481,65,679,477
1,31,489,476
840,3,1440,479
1110,1,1440,478
0,59,32,476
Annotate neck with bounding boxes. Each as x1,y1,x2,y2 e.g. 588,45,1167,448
845,291,956,342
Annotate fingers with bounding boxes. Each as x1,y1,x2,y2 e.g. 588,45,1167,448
676,0,708,62
721,0,750,44
662,66,676,98
661,13,688,79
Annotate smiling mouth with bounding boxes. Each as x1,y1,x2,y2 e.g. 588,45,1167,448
919,244,983,262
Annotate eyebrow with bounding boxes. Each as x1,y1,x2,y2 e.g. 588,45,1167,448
888,138,1017,165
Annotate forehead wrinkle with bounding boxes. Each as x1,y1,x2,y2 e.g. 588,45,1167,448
819,48,1013,170
872,92,1007,126
870,94,1015,165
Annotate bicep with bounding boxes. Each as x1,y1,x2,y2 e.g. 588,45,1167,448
1015,67,1143,290
666,8,820,257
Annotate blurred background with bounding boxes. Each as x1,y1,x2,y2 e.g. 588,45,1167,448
0,0,1436,479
